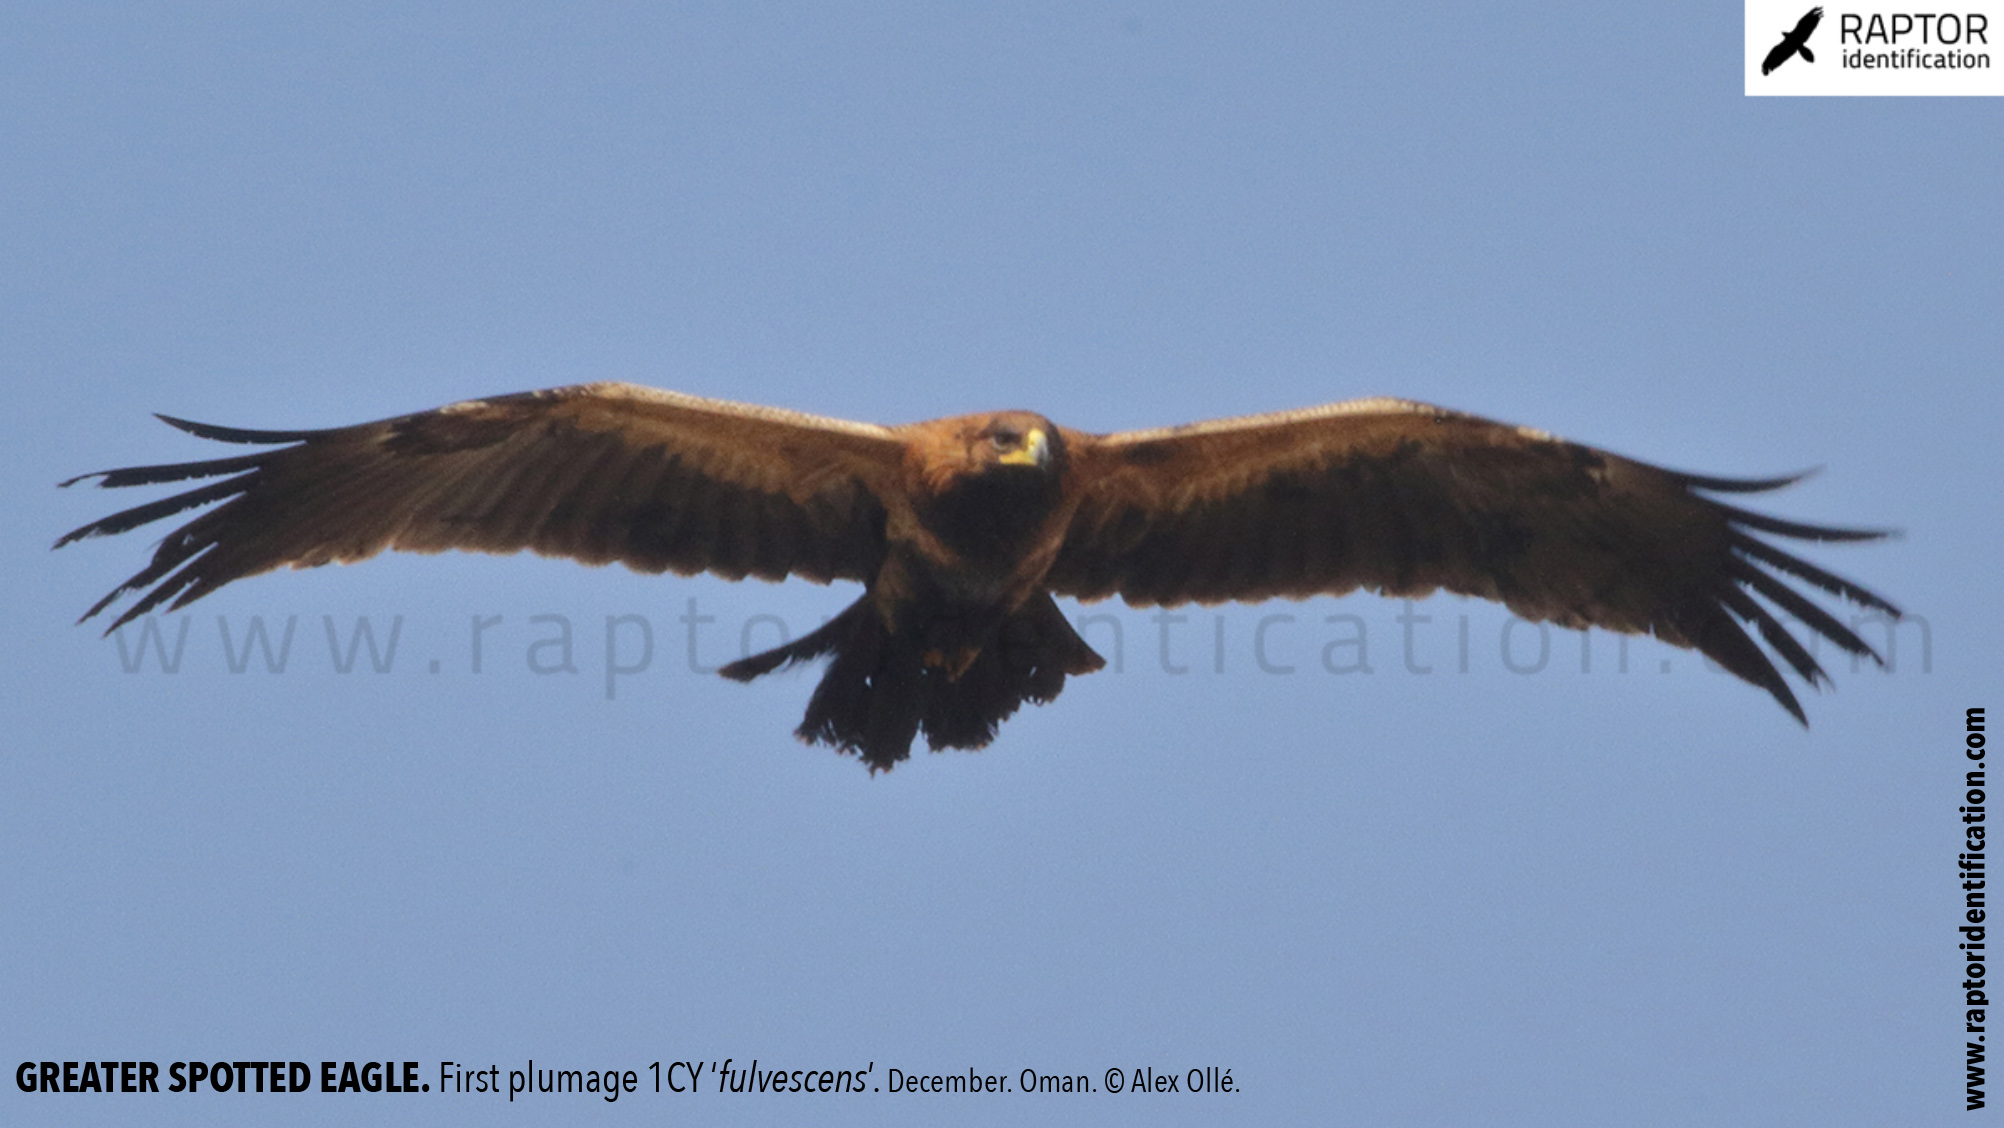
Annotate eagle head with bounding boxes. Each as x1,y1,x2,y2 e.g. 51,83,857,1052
970,412,1063,476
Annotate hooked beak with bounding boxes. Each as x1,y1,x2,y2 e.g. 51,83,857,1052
998,427,1049,468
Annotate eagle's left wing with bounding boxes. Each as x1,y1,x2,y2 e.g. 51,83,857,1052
1762,39,1796,74
1047,399,1899,721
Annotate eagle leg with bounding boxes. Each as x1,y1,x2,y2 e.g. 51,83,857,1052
720,592,1106,771
918,593,1106,754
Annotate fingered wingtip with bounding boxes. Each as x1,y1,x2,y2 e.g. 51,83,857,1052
51,521,102,550
153,413,324,444
75,588,122,631
1766,677,1810,728
1673,466,1821,494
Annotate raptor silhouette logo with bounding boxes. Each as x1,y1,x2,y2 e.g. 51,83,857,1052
1763,6,1824,74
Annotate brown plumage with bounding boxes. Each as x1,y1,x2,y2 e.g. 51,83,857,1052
57,382,1900,770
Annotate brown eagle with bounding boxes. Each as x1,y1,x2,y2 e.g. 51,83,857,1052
58,383,1898,770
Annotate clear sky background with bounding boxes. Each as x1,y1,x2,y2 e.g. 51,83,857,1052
3,5,1996,1126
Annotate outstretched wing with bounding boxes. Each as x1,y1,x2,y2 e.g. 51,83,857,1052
58,382,903,630
1763,7,1823,72
1048,399,1900,722
1761,39,1796,74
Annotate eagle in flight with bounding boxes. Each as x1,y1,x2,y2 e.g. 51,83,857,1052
59,383,1898,771
1763,7,1823,75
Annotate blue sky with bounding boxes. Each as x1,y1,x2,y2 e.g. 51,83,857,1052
3,4,1996,1125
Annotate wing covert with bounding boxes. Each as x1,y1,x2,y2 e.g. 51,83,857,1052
58,383,902,630
1050,400,1900,721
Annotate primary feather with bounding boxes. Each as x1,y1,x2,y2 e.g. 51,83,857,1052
59,383,1900,768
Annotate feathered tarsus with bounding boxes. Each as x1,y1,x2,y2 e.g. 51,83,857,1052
58,382,1899,770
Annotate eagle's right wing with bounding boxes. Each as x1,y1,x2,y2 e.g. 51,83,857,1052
58,383,905,630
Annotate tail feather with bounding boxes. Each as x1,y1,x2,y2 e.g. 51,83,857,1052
721,592,1105,772
921,594,1104,750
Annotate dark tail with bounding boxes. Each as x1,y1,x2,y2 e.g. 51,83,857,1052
719,593,1106,772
